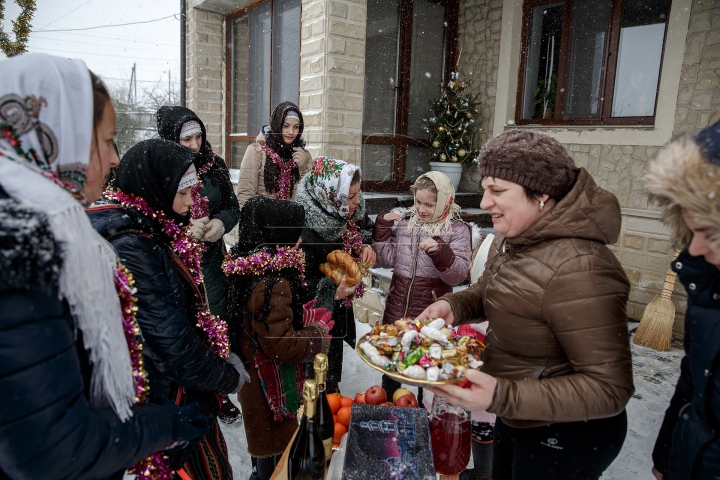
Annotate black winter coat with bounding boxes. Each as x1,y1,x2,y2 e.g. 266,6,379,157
301,216,373,388
652,250,720,479
302,227,357,348
0,189,173,480
87,204,239,406
199,153,240,316
156,106,240,316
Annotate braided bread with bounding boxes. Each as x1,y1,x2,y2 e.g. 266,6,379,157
319,250,362,286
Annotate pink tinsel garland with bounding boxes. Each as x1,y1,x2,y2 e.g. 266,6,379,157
116,265,173,479
104,188,230,359
340,221,365,307
222,246,307,286
261,143,294,200
191,158,213,220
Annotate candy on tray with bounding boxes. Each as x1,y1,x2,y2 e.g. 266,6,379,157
358,317,485,383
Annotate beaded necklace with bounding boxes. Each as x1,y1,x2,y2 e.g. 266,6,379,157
261,143,294,200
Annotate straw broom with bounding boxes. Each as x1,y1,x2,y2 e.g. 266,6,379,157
633,261,679,351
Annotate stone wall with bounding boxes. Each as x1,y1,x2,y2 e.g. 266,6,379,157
674,0,720,135
185,1,226,158
299,0,367,164
456,0,504,192
563,143,685,332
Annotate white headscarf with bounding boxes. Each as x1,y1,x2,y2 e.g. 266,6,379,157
407,171,461,236
0,54,135,420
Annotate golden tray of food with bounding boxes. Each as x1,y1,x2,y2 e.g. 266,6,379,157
356,317,485,388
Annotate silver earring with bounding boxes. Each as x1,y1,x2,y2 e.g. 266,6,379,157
539,200,545,211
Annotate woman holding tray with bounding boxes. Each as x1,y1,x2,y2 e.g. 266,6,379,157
418,130,634,480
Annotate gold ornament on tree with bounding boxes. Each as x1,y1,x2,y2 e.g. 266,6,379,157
426,71,481,166
0,0,36,57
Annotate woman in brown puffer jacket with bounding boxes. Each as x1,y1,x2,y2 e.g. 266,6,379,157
421,130,634,480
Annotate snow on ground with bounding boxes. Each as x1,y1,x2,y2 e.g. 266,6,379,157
127,320,683,479
601,325,683,480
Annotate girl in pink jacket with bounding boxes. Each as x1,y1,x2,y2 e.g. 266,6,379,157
371,171,471,400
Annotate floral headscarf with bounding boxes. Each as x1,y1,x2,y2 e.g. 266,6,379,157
407,171,461,236
305,156,361,219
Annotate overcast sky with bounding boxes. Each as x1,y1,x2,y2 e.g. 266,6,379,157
1,0,181,101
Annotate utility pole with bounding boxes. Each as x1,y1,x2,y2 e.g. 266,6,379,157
168,70,172,105
127,63,137,105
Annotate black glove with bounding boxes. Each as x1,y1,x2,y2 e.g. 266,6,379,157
149,393,209,448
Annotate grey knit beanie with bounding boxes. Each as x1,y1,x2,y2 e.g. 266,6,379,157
478,130,577,199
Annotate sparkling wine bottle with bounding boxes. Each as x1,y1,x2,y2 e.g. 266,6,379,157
314,353,334,466
288,379,325,480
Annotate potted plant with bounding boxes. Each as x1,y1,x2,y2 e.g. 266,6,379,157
534,73,557,119
425,72,481,190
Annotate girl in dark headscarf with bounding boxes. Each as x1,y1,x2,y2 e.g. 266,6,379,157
236,101,313,208
156,105,240,317
224,196,332,480
88,138,249,480
156,106,243,424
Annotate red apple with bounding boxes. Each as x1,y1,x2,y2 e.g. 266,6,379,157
392,387,413,404
395,394,419,408
380,401,394,406
364,385,387,405
354,392,366,404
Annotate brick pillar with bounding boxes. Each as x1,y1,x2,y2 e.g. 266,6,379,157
300,0,367,165
185,1,226,158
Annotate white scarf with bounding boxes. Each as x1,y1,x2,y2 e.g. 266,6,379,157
0,54,135,421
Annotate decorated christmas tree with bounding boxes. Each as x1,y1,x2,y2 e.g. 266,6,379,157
425,72,480,165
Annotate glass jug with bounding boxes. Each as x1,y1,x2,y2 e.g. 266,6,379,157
429,395,471,476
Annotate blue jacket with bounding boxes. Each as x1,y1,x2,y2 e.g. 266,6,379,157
87,203,239,403
0,189,173,480
652,250,720,479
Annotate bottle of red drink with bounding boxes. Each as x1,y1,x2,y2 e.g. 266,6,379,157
429,395,471,475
